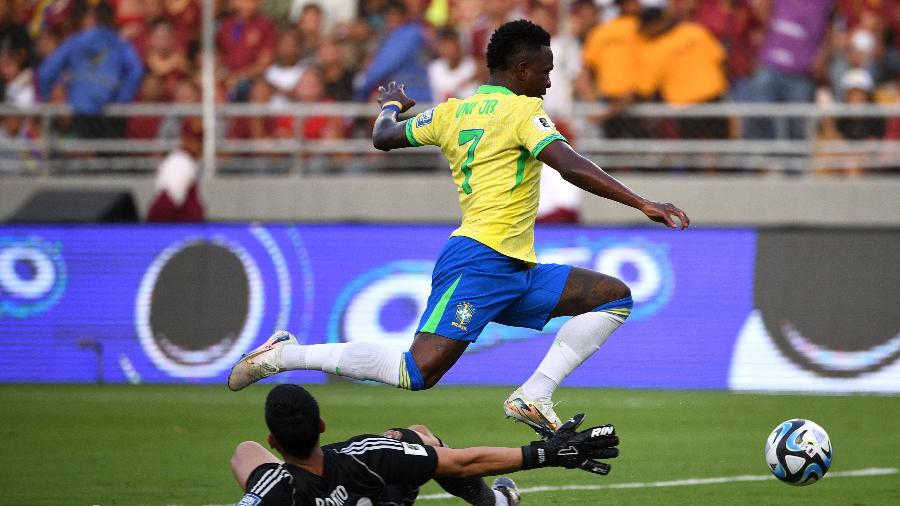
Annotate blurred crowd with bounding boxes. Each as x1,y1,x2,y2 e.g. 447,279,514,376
0,0,899,161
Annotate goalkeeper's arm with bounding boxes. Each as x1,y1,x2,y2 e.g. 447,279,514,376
432,414,619,478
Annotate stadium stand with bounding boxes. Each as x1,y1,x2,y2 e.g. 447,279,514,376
0,1,898,181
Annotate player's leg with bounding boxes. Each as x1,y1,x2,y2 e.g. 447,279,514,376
227,329,469,392
230,441,281,490
228,331,412,391
525,267,631,398
500,266,632,434
228,237,514,391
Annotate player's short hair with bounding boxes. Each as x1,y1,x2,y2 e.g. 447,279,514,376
485,19,551,71
265,384,321,459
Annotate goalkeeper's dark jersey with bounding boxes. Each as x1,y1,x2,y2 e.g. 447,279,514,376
237,433,438,506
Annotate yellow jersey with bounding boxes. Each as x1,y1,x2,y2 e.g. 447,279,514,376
405,84,567,264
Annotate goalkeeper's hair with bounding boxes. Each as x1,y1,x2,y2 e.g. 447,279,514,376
265,384,321,459
486,20,551,71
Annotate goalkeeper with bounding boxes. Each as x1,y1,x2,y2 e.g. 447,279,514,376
231,384,620,505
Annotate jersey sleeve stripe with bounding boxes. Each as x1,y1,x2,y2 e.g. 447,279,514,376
257,470,292,497
249,468,277,495
339,437,405,451
531,132,567,158
405,119,421,147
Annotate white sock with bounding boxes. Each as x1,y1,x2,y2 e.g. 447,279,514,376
521,312,625,401
492,489,509,506
280,342,402,387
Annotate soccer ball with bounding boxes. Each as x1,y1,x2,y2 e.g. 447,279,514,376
765,419,833,486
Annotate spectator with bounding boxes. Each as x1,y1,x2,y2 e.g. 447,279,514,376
354,0,432,103
746,0,837,139
694,0,770,102
113,0,145,41
229,78,277,141
0,0,32,99
147,113,205,222
834,69,885,140
670,0,700,21
581,0,644,138
164,0,201,45
637,7,729,139
315,36,354,101
216,0,278,101
156,79,201,142
0,48,33,108
265,31,306,107
294,2,324,62
276,68,345,141
0,1,32,63
28,0,80,41
291,0,356,32
143,20,190,100
829,10,883,99
468,0,525,63
529,3,582,117
569,0,602,44
0,49,38,169
818,68,886,176
125,74,164,140
427,27,477,102
127,0,167,55
37,1,144,139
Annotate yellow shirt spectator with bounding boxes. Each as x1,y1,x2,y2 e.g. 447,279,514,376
581,15,642,99
636,22,727,105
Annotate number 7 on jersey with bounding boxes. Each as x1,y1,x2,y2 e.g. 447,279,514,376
458,128,484,195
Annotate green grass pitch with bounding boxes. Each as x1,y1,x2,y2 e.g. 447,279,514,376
2,384,898,505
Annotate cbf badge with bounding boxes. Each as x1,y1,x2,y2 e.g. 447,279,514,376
453,301,475,330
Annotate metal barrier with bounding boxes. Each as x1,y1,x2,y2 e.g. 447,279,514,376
0,102,897,175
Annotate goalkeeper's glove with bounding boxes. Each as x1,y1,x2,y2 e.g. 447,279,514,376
520,413,619,475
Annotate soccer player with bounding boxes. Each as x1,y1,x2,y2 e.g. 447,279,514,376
231,384,620,505
229,20,689,437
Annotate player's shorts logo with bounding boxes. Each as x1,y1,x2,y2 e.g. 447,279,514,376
453,301,475,330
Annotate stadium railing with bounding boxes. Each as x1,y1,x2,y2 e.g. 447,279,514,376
0,102,897,175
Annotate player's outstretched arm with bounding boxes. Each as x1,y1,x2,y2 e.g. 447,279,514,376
372,81,417,151
433,414,619,478
538,140,690,229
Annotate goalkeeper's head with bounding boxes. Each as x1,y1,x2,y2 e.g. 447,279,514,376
265,384,323,459
485,19,552,98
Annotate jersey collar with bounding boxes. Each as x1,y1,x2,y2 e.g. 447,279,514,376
477,84,516,95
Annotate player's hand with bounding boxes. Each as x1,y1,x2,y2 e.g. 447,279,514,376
378,81,416,113
640,200,690,229
523,413,619,475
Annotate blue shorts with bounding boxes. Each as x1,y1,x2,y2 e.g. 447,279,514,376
417,236,572,342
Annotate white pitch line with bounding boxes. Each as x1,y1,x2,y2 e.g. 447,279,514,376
192,467,898,506
416,467,900,500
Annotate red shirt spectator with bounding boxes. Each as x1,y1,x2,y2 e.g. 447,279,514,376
143,20,190,99
216,0,277,80
273,68,346,141
165,0,201,43
695,0,768,81
229,79,277,139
